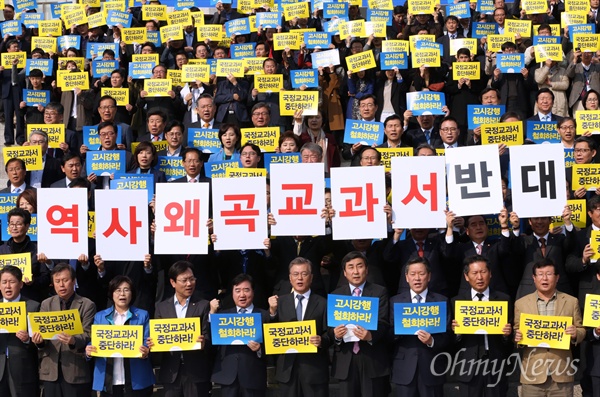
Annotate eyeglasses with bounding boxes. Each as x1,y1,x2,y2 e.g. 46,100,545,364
302,154,319,160
587,97,599,102
534,272,556,278
440,127,458,132
176,277,196,284
114,288,131,295
252,112,269,117
7,167,23,172
8,223,25,228
30,140,45,145
291,272,310,278
44,111,59,116
99,132,116,137
359,103,375,108
575,148,591,153
99,106,117,111
167,131,183,137
559,125,575,130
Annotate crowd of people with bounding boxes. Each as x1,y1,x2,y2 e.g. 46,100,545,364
3,0,600,396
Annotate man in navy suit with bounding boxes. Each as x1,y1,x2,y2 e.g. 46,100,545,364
329,251,390,397
170,147,211,183
211,273,270,397
268,257,330,397
527,88,563,122
390,257,451,397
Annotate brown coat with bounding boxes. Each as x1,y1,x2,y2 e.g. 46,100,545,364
60,89,95,131
320,69,345,131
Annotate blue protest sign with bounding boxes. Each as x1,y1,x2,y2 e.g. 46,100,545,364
367,9,392,26
225,18,251,37
58,35,81,51
0,194,17,215
304,32,330,49
83,125,123,151
50,3,67,19
255,11,281,28
533,36,560,45
21,12,43,28
569,24,594,37
86,43,119,60
263,153,301,173
111,174,154,202
471,22,496,39
92,60,119,78
187,128,221,153
415,41,444,56
406,92,446,116
344,120,384,145
205,160,239,178
0,214,37,241
476,0,495,13
23,89,50,107
14,0,37,14
565,148,575,168
25,59,53,76
393,301,447,335
86,150,126,176
446,2,470,19
526,121,560,143
157,156,185,181
380,52,409,70
467,105,505,129
290,69,319,88
106,10,133,28
323,2,348,18
327,294,379,330
230,43,256,59
496,53,525,73
0,20,21,37
210,313,263,345
128,62,155,79
146,31,161,47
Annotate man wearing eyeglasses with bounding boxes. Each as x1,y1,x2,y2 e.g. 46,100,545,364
185,94,221,141
171,147,211,184
567,136,597,200
268,257,330,397
22,130,64,188
97,95,133,150
151,260,212,397
342,95,379,166
436,117,464,149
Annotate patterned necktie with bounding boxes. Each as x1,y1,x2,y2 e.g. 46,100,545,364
189,178,197,183
352,287,361,354
153,135,159,142
239,308,247,314
296,295,304,321
203,122,209,128
539,237,547,257
424,130,431,144
415,294,422,303
13,188,20,194
417,241,425,258
476,243,482,255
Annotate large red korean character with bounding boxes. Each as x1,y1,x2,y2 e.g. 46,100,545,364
102,206,142,244
221,194,259,232
278,183,318,215
401,173,438,211
338,183,379,222
46,205,80,242
164,199,200,237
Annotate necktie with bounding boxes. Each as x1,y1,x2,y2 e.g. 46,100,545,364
424,130,431,144
153,135,159,142
475,293,489,353
417,241,424,258
189,178,197,183
450,34,456,40
352,287,361,354
203,123,210,128
539,237,547,257
296,240,302,255
239,308,247,314
415,294,422,303
476,244,482,255
296,295,304,321
476,293,484,301
13,188,20,194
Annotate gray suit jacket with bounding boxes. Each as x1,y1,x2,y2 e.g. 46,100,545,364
566,62,600,107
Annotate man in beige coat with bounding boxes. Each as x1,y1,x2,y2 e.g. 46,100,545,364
514,258,585,397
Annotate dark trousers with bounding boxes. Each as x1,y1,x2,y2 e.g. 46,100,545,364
395,375,443,397
220,377,265,397
338,353,389,397
3,86,24,144
0,359,39,397
102,385,153,397
277,362,328,397
163,362,211,397
43,379,91,397
459,373,508,397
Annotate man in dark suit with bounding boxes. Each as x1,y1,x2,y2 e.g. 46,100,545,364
50,153,86,188
436,16,464,67
151,261,212,397
184,94,221,142
268,257,330,397
403,113,443,149
24,130,64,188
158,120,186,158
527,88,563,122
211,273,270,397
451,256,513,397
583,264,600,396
377,115,410,149
510,207,576,299
0,158,33,193
31,263,96,397
390,257,451,397
137,108,168,143
42,102,79,158
436,116,465,150
0,265,40,397
170,147,211,183
329,251,390,397
2,40,25,146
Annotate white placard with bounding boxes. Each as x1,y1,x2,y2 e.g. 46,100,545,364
391,156,447,228
212,177,268,250
330,166,387,240
270,163,326,236
154,182,210,255
446,145,503,216
509,144,567,218
95,190,149,261
311,49,341,68
37,188,89,259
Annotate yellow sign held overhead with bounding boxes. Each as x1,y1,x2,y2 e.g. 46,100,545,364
121,28,147,44
216,59,245,78
3,146,43,171
0,253,32,280
279,92,319,116
534,44,563,61
481,121,524,146
58,71,89,91
181,64,210,83
101,88,129,106
241,127,280,151
26,124,65,149
452,62,480,80
254,74,283,93
142,4,167,21
583,294,600,327
144,79,172,97
160,24,184,42
0,52,26,68
411,49,441,68
346,50,377,72
273,32,301,51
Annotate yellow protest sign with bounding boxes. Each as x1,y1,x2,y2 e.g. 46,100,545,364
0,253,32,280
562,11,587,28
519,313,572,350
411,49,441,68
216,59,245,78
241,127,280,151
88,211,95,239
81,0,101,7
338,20,366,38
449,38,477,56
0,302,27,333
168,9,192,26
368,0,393,9
192,11,204,26
346,50,377,72
144,79,172,97
149,318,202,352
226,168,268,178
132,54,159,64
280,92,319,116
121,27,147,44
454,301,508,334
142,4,167,21
591,230,600,263
181,64,210,83
263,320,317,354
377,148,412,171
254,74,283,93
102,1,126,13
282,2,309,19
452,62,480,80
534,24,561,36
3,146,43,171
481,121,524,146
575,110,600,135
487,34,516,52
196,25,223,42
27,124,65,149
91,325,143,358
58,71,89,91
86,12,106,29
131,140,168,154
572,164,600,190
161,24,184,42
367,20,387,38
0,52,25,68
573,34,600,52
566,0,590,12
244,57,267,75
167,69,183,87
61,3,84,15
61,8,88,27
39,20,63,37
550,200,586,229
583,294,600,327
382,40,410,53
409,34,435,53
273,32,301,51
505,19,532,37
522,0,548,13
58,57,85,71
101,88,129,106
29,309,84,339
408,0,435,14
534,44,563,61
31,37,57,54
